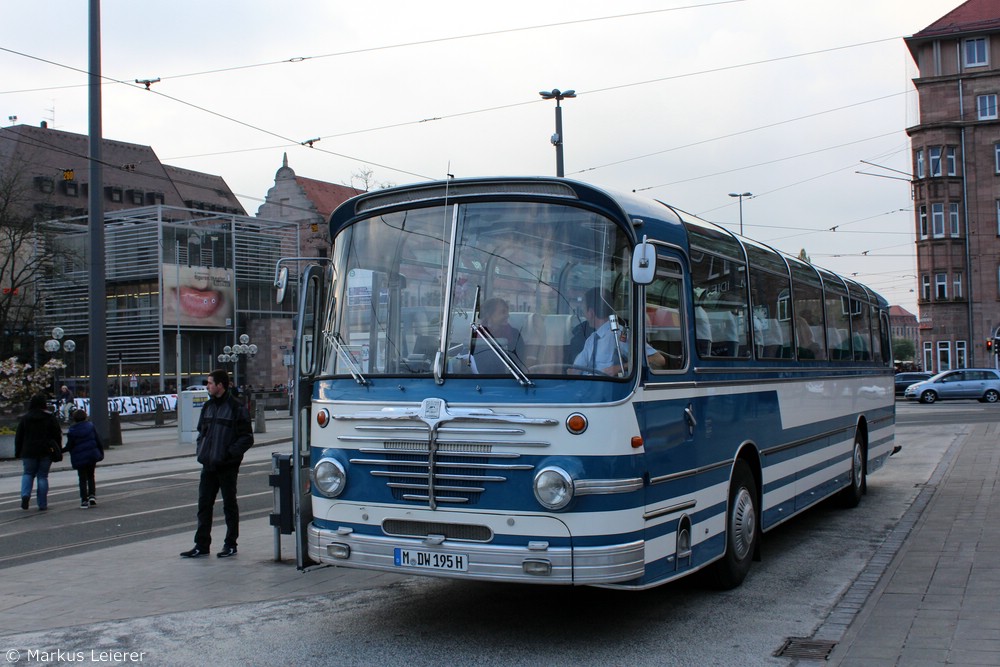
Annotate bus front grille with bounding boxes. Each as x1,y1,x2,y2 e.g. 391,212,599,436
336,401,558,509
351,441,533,506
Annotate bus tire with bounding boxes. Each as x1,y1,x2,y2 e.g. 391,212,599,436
710,460,758,590
840,432,866,508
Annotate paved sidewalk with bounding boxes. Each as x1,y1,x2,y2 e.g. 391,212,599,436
0,415,408,636
828,421,1000,666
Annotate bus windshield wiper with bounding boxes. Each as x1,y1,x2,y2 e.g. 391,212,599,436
471,322,533,387
326,330,369,385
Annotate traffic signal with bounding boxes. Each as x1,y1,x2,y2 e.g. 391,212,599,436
989,339,995,354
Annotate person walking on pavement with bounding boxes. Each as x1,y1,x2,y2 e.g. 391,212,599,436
180,369,254,559
57,385,74,423
64,409,104,508
14,394,63,511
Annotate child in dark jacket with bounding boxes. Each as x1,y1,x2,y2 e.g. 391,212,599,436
64,410,104,508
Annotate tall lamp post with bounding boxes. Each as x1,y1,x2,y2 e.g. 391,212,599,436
539,88,575,177
44,327,75,418
729,192,752,235
218,334,257,392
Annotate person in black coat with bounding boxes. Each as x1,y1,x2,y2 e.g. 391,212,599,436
180,369,254,559
14,394,63,511
64,409,104,508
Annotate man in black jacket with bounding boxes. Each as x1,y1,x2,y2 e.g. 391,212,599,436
180,369,254,559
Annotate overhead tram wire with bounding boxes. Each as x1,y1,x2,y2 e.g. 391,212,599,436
0,46,433,182
3,34,911,173
0,2,746,94
573,90,910,176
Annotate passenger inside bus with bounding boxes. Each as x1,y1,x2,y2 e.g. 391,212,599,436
473,297,526,374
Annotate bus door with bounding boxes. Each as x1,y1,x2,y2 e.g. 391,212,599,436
639,252,699,523
292,262,329,569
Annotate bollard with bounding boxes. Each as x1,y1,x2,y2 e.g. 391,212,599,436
108,411,123,447
255,402,267,434
154,402,164,426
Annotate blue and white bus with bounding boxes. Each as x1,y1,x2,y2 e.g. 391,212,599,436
276,177,895,589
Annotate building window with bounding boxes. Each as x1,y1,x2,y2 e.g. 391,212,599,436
954,272,963,299
922,274,931,300
924,341,934,372
996,144,1000,173
950,203,961,236
929,147,942,176
34,176,55,193
956,341,967,369
935,273,947,300
916,149,924,178
946,147,957,176
965,37,987,67
977,94,998,120
932,203,945,237
937,340,951,371
919,205,928,239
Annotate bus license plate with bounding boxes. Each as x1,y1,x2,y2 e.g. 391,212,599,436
394,548,468,572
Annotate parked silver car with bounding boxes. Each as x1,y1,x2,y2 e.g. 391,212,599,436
903,368,1000,403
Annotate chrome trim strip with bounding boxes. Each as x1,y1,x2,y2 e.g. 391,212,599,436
760,425,853,457
402,494,469,504
340,437,549,448
349,459,533,471
649,459,732,485
356,447,521,458
389,482,486,493
575,478,644,495
643,500,697,520
370,471,507,483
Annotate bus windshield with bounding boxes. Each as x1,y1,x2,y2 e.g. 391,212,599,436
321,200,634,380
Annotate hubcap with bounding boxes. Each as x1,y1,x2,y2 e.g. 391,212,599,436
731,487,756,560
852,442,863,489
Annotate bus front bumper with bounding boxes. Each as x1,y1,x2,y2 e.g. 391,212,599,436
308,523,645,585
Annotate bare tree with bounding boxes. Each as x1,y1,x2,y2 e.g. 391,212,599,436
0,159,72,360
346,166,394,192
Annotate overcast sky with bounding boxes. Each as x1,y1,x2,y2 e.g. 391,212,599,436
1,0,963,312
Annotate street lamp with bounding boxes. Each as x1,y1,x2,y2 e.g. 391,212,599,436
539,88,576,177
728,192,752,235
44,327,75,415
218,333,257,391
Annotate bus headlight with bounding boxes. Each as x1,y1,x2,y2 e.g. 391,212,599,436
533,466,574,510
313,458,347,498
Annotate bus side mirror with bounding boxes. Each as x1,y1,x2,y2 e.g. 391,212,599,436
275,266,289,304
631,237,656,285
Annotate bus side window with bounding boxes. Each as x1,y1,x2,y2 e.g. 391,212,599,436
645,259,686,372
689,251,748,359
789,258,828,361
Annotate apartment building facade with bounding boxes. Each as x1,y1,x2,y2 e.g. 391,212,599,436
906,0,1000,372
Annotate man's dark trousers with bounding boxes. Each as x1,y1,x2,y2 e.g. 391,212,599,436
194,465,240,550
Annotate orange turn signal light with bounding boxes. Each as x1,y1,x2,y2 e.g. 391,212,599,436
566,413,588,434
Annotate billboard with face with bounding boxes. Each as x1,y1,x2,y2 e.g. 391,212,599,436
162,264,234,328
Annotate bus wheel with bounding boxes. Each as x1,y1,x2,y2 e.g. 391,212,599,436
711,460,758,589
840,432,866,508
